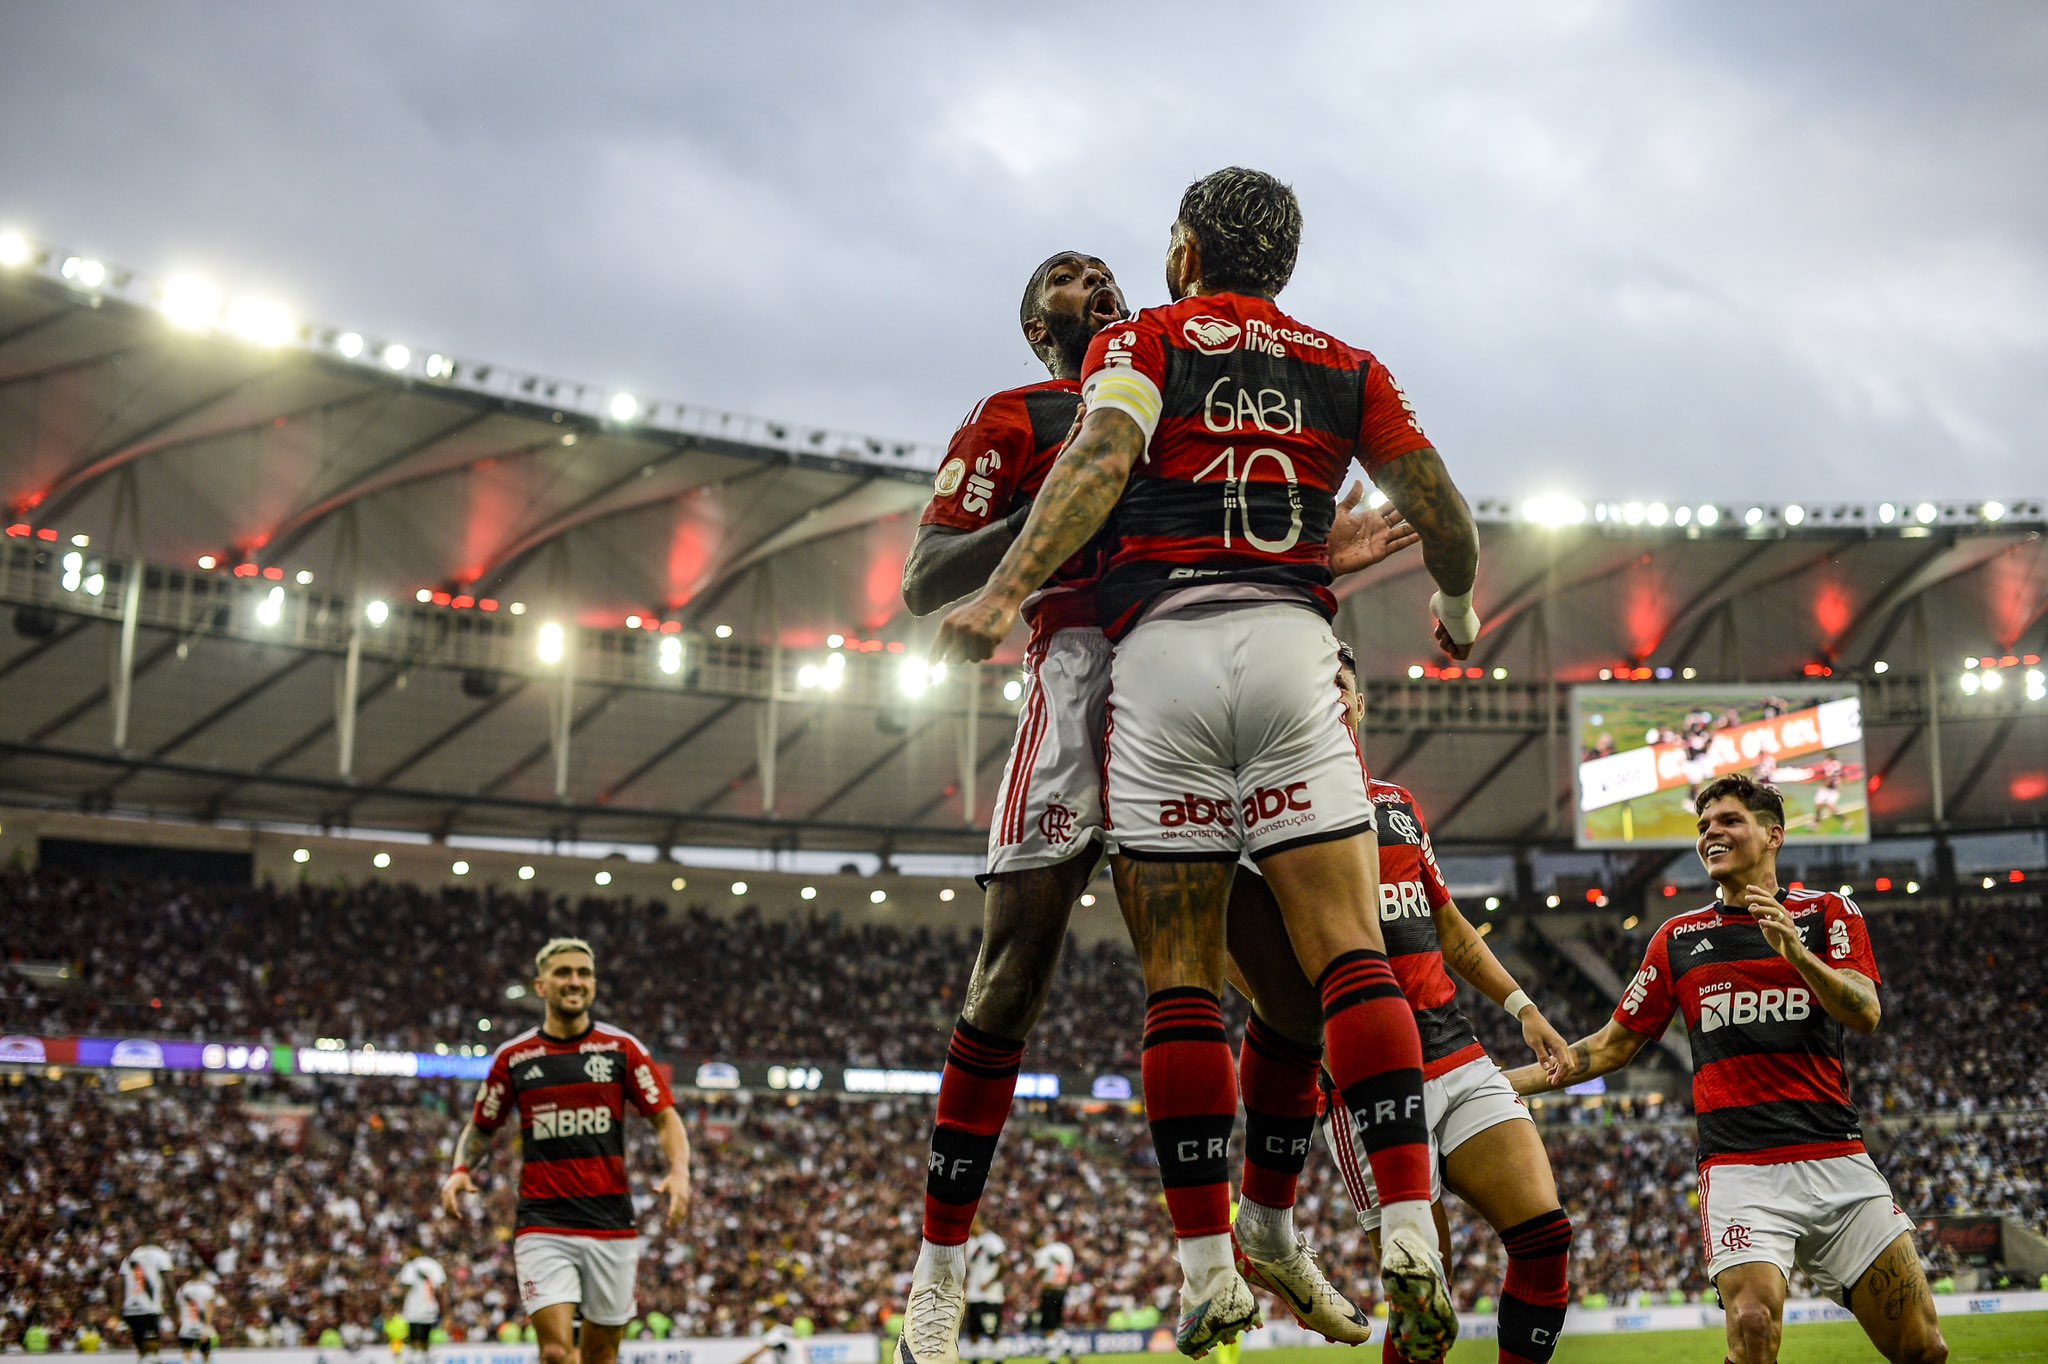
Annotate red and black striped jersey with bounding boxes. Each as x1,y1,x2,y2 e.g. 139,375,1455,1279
1078,294,1433,638
1614,888,1881,1169
1369,779,1483,1078
921,379,1098,646
472,1020,674,1237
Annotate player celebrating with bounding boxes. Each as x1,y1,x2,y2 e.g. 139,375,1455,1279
1507,775,1948,1364
172,1272,217,1364
117,1243,174,1361
439,939,692,1364
936,168,1484,1360
393,1250,446,1361
896,252,1416,1364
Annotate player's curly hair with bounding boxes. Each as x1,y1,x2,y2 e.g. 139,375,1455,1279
534,936,595,975
1695,773,1785,829
1176,167,1302,298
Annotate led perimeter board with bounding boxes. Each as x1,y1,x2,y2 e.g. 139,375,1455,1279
1573,683,1869,849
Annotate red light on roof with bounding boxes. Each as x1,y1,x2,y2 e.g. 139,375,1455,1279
21,491,45,509
451,595,474,609
1874,877,1893,892
2000,656,2019,668
2012,774,2048,803
1632,667,1651,680
860,640,881,653
887,641,906,654
1868,774,1884,793
262,566,284,581
479,599,498,612
431,591,452,606
35,528,57,541
1585,887,1603,903
5,524,26,537
2024,655,2040,666
1464,666,1483,679
233,563,257,577
1662,885,1677,897
2012,870,2027,884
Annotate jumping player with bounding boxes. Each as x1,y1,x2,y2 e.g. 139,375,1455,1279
896,252,1416,1363
117,1244,174,1362
1508,775,1948,1364
936,168,1485,1360
440,939,692,1364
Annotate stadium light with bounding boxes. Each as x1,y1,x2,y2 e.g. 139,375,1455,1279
364,600,389,626
1407,664,1425,679
415,588,433,603
476,1018,491,1032
424,353,453,379
626,614,642,629
1783,504,1805,526
452,860,470,876
373,852,391,869
294,569,313,585
870,889,887,904
1674,506,1693,527
1622,502,1645,526
1483,896,1501,911
1646,502,1669,526
1960,673,1981,695
1544,894,1561,908
671,877,687,891
197,554,216,570
1983,500,2006,522
71,534,89,548
1002,678,1023,702
226,297,295,348
1080,893,1098,907
335,331,365,359
61,256,107,288
799,886,817,900
658,635,682,675
1682,667,1697,679
826,633,845,649
1981,669,2002,692
1914,502,1938,524
608,392,640,422
256,585,284,626
595,871,612,886
0,231,30,268
292,848,310,864
731,881,748,895
1743,506,1765,527
509,602,526,615
797,663,821,689
1872,660,1888,674
1877,502,1897,523
1906,881,1919,894
518,865,535,880
537,622,565,664
84,572,104,597
160,275,221,332
1520,493,1587,528
381,343,411,371
938,888,955,903
714,623,733,639
1695,504,1720,527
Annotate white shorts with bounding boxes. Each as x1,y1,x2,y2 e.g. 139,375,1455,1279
1105,603,1374,861
1700,1153,1912,1303
514,1233,640,1325
1325,1053,1531,1231
987,628,1111,877
1814,786,1841,811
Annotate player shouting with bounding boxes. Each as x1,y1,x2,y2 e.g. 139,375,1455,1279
936,168,1485,1360
1508,775,1947,1364
440,939,692,1364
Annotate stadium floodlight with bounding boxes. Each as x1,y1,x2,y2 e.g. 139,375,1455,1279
364,599,389,626
1646,502,1670,526
1839,884,1853,896
714,623,733,639
1959,673,1981,695
1545,895,1561,908
1673,506,1693,527
292,848,310,864
197,554,217,570
900,656,930,698
1906,881,1920,894
226,298,295,348
415,588,434,604
1877,502,1897,524
939,888,955,902
870,889,887,904
625,614,642,630
1914,502,1937,524
1983,500,2006,522
381,343,411,371
335,331,365,359
62,551,82,574
71,534,89,547
0,231,30,268
1981,669,2002,692
826,633,845,649
1002,678,1023,702
1872,660,1888,674
518,865,535,880
84,572,104,597
1622,502,1645,526
658,635,682,675
608,392,640,422
373,851,391,869
61,256,107,288
1682,667,1697,679
1080,892,1099,907
1783,504,1805,526
509,601,526,615
821,652,846,690
1407,664,1425,680
537,621,565,664
160,275,221,332
452,860,470,876
256,585,284,626
476,1018,491,1032
797,663,822,689
2025,671,2045,702
1520,493,1587,528
731,880,748,896
424,353,453,379
1695,504,1720,527
671,877,687,891
1743,506,1765,527
1492,667,1508,680
295,569,313,585
799,885,817,900
595,870,612,886
1484,897,1501,911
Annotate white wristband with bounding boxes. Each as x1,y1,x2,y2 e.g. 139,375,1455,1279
1502,988,1535,1019
1430,589,1481,646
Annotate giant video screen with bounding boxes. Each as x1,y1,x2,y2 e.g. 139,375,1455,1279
1573,684,1869,849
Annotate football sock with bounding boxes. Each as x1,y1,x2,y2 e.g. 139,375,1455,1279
1498,1209,1573,1364
1236,1014,1323,1257
1318,950,1432,1209
1142,987,1237,1241
921,1017,1024,1248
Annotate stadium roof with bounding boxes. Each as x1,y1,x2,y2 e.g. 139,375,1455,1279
1,235,2043,856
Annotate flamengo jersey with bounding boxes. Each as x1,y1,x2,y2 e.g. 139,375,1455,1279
1369,779,1483,1078
1614,888,1881,1169
1080,293,1433,637
922,379,1098,646
472,1020,675,1237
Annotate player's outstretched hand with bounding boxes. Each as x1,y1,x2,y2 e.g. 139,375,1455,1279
1328,482,1420,577
438,1169,477,1220
655,1169,691,1227
1748,887,1804,962
1522,1007,1573,1086
934,592,1018,664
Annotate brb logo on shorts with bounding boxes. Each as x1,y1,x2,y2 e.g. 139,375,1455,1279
1182,316,1242,355
1158,793,1235,829
1038,802,1077,844
1698,986,1811,1033
532,1106,613,1140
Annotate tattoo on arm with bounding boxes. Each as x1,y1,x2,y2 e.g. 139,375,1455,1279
1570,1041,1592,1073
985,415,1141,606
1802,962,1880,1030
451,1121,495,1174
1373,448,1478,596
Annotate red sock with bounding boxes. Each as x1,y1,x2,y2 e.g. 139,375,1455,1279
1141,988,1236,1238
1318,950,1431,1207
1238,1013,1322,1209
922,1018,1024,1245
1498,1210,1572,1364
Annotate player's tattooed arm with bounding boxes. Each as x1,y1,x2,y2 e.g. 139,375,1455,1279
901,512,1031,616
1371,448,1478,596
450,1119,495,1175
1503,1018,1649,1095
1748,889,1882,1033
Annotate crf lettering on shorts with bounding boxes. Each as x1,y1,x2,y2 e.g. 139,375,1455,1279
1202,376,1304,436
1351,1094,1425,1132
1241,782,1312,826
1157,794,1235,828
1177,1136,1229,1163
1620,965,1657,1015
1697,985,1811,1033
1378,879,1431,922
531,1106,614,1140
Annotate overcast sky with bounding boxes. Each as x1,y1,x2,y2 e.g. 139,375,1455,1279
4,2,2043,503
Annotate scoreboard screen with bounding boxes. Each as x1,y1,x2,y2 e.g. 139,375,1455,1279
1572,683,1869,849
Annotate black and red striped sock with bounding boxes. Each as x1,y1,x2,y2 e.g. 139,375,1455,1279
922,1017,1024,1246
1238,1013,1322,1211
1142,987,1237,1239
1498,1209,1572,1363
1318,949,1431,1208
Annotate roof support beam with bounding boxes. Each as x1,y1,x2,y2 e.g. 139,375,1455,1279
1428,732,1541,837
595,698,743,804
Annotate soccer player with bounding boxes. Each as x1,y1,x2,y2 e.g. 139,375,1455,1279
393,1250,447,1361
117,1244,174,1361
1813,756,1845,824
172,1272,217,1364
962,1216,1006,1341
1031,1232,1075,1333
1231,645,1576,1364
737,1321,810,1364
896,252,1416,1364
1507,775,1948,1364
936,168,1484,1361
439,938,692,1364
